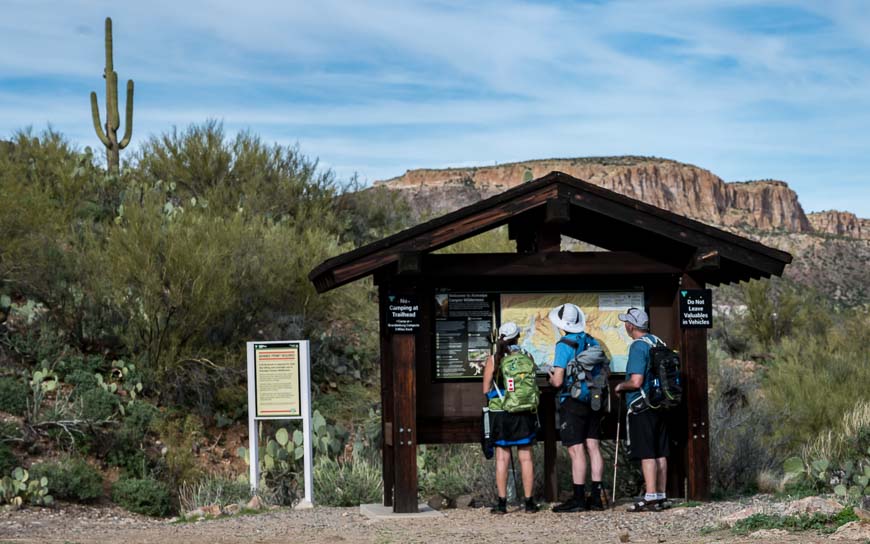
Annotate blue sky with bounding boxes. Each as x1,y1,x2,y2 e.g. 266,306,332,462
2,1,869,217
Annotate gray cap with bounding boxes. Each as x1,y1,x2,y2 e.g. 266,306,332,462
618,307,649,329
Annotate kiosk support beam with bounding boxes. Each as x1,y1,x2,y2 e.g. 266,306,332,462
391,300,419,513
681,273,711,500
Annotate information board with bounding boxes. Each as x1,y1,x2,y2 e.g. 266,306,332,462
253,343,301,418
386,294,421,333
500,291,644,374
679,289,713,328
434,292,497,380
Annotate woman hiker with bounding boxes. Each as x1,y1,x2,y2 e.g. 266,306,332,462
482,321,540,514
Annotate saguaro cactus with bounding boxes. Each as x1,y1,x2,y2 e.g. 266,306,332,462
90,17,133,173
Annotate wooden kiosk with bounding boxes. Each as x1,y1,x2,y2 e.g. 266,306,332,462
309,172,791,513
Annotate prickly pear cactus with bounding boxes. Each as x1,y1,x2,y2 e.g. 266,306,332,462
0,467,53,508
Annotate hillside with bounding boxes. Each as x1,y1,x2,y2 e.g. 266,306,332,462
375,157,870,305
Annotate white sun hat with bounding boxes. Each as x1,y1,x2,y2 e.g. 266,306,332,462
498,321,520,340
548,303,586,333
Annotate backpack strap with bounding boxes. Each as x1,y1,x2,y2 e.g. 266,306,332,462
638,335,665,348
557,337,579,350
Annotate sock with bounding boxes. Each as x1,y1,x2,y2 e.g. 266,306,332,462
591,481,602,492
644,493,657,502
573,484,586,500
656,493,666,501
525,496,535,504
497,497,507,505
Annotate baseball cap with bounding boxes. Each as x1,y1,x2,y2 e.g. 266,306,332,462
618,307,649,329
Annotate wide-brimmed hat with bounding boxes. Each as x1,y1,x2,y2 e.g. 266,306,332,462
498,321,520,340
548,303,586,333
618,307,649,329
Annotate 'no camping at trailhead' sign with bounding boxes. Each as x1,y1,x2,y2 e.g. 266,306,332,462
386,294,421,333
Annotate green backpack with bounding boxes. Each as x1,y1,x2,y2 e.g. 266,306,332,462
489,349,540,413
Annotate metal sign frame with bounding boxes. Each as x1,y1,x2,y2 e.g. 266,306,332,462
245,340,313,508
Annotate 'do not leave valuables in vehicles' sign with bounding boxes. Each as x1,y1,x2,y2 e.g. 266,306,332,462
386,294,421,333
679,289,713,329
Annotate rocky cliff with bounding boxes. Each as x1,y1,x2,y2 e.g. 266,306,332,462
807,211,870,240
376,157,814,234
374,156,869,305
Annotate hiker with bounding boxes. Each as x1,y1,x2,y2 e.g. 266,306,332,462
614,307,670,512
547,303,606,512
482,321,540,514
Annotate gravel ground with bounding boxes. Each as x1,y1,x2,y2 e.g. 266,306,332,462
0,497,838,544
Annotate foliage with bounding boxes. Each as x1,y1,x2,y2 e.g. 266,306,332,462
783,400,870,503
111,477,172,517
78,386,120,422
0,376,27,415
177,476,253,513
418,444,490,501
0,467,53,508
30,458,103,502
708,344,780,495
313,456,382,506
152,413,204,491
0,443,19,476
434,226,516,254
731,508,858,535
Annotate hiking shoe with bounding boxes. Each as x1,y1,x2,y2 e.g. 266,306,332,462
524,498,539,513
490,499,507,514
586,491,604,511
552,497,586,513
626,499,656,513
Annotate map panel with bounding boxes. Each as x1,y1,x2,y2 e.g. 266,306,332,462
500,292,644,373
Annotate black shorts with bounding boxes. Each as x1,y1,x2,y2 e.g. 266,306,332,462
491,411,538,447
558,398,603,447
627,410,669,460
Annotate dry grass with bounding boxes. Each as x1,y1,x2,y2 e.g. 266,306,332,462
802,399,870,463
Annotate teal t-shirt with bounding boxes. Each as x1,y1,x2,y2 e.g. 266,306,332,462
553,332,599,403
624,333,658,407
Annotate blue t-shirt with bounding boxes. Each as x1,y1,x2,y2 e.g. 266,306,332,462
553,332,599,403
624,333,659,407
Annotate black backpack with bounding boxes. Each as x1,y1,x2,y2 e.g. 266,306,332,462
639,336,682,410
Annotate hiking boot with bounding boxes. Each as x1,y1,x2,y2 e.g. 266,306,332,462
524,498,539,513
586,490,604,511
552,496,586,513
490,498,507,514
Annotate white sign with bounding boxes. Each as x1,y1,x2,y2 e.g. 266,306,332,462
246,340,313,508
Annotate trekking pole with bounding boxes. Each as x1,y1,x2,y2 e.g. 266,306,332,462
612,400,622,508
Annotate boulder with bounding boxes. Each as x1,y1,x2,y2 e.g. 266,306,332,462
185,508,205,520
455,494,474,509
783,496,844,516
223,503,241,516
830,521,870,541
246,496,264,510
854,508,870,522
201,504,222,517
426,495,445,510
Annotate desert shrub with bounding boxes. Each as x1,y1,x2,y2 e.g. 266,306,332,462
30,458,103,502
178,476,253,512
418,444,490,502
314,456,382,506
708,348,779,495
0,444,18,476
111,477,172,517
65,369,99,394
106,400,160,474
151,413,204,492
0,376,26,415
55,354,104,382
78,387,120,421
764,317,870,449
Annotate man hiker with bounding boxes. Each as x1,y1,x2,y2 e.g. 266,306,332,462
614,307,670,512
547,303,605,512
482,321,540,514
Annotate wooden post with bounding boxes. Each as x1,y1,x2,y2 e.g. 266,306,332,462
378,283,394,507
681,273,711,500
539,390,558,502
391,325,419,513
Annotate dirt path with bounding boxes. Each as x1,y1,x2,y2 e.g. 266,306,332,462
0,499,837,544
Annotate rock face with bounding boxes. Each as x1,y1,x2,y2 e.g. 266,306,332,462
808,210,870,240
376,157,814,233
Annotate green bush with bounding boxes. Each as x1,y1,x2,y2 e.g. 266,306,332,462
111,477,172,517
313,456,382,506
56,354,104,382
0,376,27,415
65,369,99,393
78,387,119,421
0,444,18,477
30,458,103,502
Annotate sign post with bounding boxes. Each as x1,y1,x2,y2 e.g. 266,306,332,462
245,340,313,508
